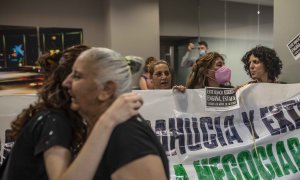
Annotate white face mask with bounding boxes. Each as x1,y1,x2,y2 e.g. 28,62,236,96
199,50,206,56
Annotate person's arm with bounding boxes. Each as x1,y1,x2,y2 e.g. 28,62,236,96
172,85,186,93
44,120,116,180
139,76,148,90
181,43,197,68
44,147,72,180
111,155,167,180
44,92,143,180
181,51,198,68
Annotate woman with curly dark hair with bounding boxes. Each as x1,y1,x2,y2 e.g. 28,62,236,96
186,52,232,89
1,45,142,180
241,45,283,83
10,45,90,152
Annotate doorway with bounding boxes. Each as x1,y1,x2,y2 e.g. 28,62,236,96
160,36,198,85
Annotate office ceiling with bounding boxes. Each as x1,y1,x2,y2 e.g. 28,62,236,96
223,0,273,6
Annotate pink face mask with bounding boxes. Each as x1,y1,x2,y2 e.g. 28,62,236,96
214,66,231,84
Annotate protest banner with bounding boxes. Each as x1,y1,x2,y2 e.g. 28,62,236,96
1,83,300,179
135,83,300,179
0,95,37,164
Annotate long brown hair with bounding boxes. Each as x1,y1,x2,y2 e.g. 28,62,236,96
11,45,90,154
36,52,61,79
186,52,224,89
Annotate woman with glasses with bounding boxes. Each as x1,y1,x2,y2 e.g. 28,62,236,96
149,60,172,89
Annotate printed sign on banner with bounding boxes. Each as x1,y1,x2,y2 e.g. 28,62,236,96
205,87,239,111
287,32,300,60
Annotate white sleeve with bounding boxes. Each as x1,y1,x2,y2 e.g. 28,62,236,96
180,51,197,68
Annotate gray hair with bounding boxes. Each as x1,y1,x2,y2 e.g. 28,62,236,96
78,47,132,96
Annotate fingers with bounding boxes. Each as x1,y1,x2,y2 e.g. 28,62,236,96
115,92,143,116
121,92,143,106
172,85,186,93
98,93,144,126
124,93,143,113
188,43,195,51
132,99,143,111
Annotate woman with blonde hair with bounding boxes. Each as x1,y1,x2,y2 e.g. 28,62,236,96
186,52,232,89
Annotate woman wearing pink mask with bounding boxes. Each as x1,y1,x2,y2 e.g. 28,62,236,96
186,52,232,89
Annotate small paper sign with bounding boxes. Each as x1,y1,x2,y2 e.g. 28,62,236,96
287,32,300,61
205,87,239,111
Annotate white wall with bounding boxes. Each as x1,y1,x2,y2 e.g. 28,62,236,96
0,0,106,47
159,0,199,37
160,0,273,40
0,0,160,59
108,0,160,59
274,0,300,83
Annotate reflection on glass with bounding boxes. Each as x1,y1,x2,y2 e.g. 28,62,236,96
0,35,4,68
44,33,63,55
26,33,38,66
5,34,25,68
0,26,83,69
40,27,82,55
0,25,83,95
64,32,82,49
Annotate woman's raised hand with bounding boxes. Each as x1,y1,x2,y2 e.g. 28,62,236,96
99,92,143,127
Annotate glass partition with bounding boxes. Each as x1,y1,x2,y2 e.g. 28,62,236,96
0,25,83,69
0,25,83,94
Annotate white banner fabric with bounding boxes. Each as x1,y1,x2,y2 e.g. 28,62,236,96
1,83,300,180
135,83,300,180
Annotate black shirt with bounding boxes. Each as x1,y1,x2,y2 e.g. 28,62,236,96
94,116,170,180
1,109,72,180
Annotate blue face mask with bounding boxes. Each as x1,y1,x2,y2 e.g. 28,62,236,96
199,50,206,56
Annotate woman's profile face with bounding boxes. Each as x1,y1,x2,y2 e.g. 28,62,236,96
248,54,268,82
63,58,101,117
152,63,171,89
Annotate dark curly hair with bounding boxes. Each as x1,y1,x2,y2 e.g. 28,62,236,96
241,46,282,82
11,45,90,154
186,52,224,88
